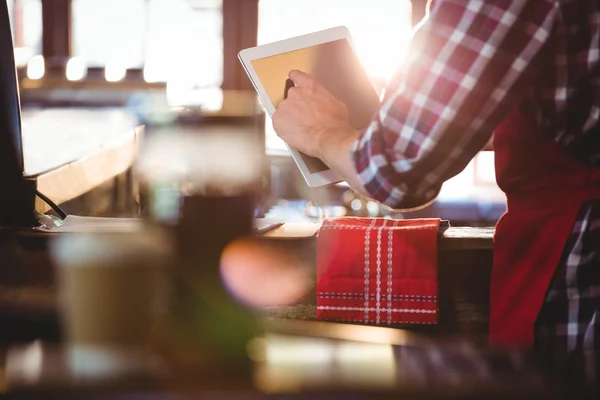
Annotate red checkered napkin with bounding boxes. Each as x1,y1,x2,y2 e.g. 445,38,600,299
316,217,441,326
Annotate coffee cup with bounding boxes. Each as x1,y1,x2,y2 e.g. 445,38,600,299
50,230,170,379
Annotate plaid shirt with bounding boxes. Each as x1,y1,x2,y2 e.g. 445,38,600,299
535,199,600,388
348,0,600,387
351,0,600,209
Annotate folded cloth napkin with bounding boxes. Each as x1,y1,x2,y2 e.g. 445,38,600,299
316,217,442,326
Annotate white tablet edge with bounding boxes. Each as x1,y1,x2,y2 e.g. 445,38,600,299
239,26,367,188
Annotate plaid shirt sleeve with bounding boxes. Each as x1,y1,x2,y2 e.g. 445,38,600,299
350,0,559,210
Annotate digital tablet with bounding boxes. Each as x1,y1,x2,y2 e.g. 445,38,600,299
238,26,381,187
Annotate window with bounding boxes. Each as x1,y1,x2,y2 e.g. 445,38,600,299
473,151,496,185
7,0,43,66
71,0,223,100
259,0,413,154
258,0,412,87
71,0,147,70
145,0,222,87
148,0,223,105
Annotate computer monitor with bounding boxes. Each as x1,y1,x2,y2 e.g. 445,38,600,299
0,0,35,228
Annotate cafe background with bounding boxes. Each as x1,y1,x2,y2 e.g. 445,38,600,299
0,1,569,397
5,0,504,225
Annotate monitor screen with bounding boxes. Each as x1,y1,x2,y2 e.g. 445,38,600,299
0,0,34,227
252,39,381,174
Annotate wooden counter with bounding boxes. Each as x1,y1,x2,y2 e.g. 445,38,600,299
439,226,494,250
0,225,494,344
21,108,141,213
259,226,494,337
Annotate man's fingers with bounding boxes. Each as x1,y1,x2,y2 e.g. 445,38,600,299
285,86,300,99
276,93,292,110
273,98,291,122
289,70,316,88
276,95,294,113
272,108,284,132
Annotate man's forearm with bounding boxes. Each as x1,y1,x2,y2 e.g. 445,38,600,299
320,134,370,198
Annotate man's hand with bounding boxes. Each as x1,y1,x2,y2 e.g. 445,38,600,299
272,69,371,198
272,70,358,160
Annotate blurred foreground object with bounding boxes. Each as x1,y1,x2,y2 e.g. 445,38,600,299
3,321,563,398
139,131,263,385
220,237,313,309
137,128,263,225
48,229,171,382
253,320,558,398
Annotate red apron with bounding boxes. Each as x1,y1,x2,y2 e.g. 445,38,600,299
490,107,600,348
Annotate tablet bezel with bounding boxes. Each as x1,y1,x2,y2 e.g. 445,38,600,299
238,26,375,188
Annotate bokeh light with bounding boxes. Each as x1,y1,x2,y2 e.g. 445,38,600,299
220,238,312,309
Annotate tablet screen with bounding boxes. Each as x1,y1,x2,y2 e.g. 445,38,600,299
251,39,380,174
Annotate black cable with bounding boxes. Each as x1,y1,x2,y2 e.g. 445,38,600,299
35,189,68,220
